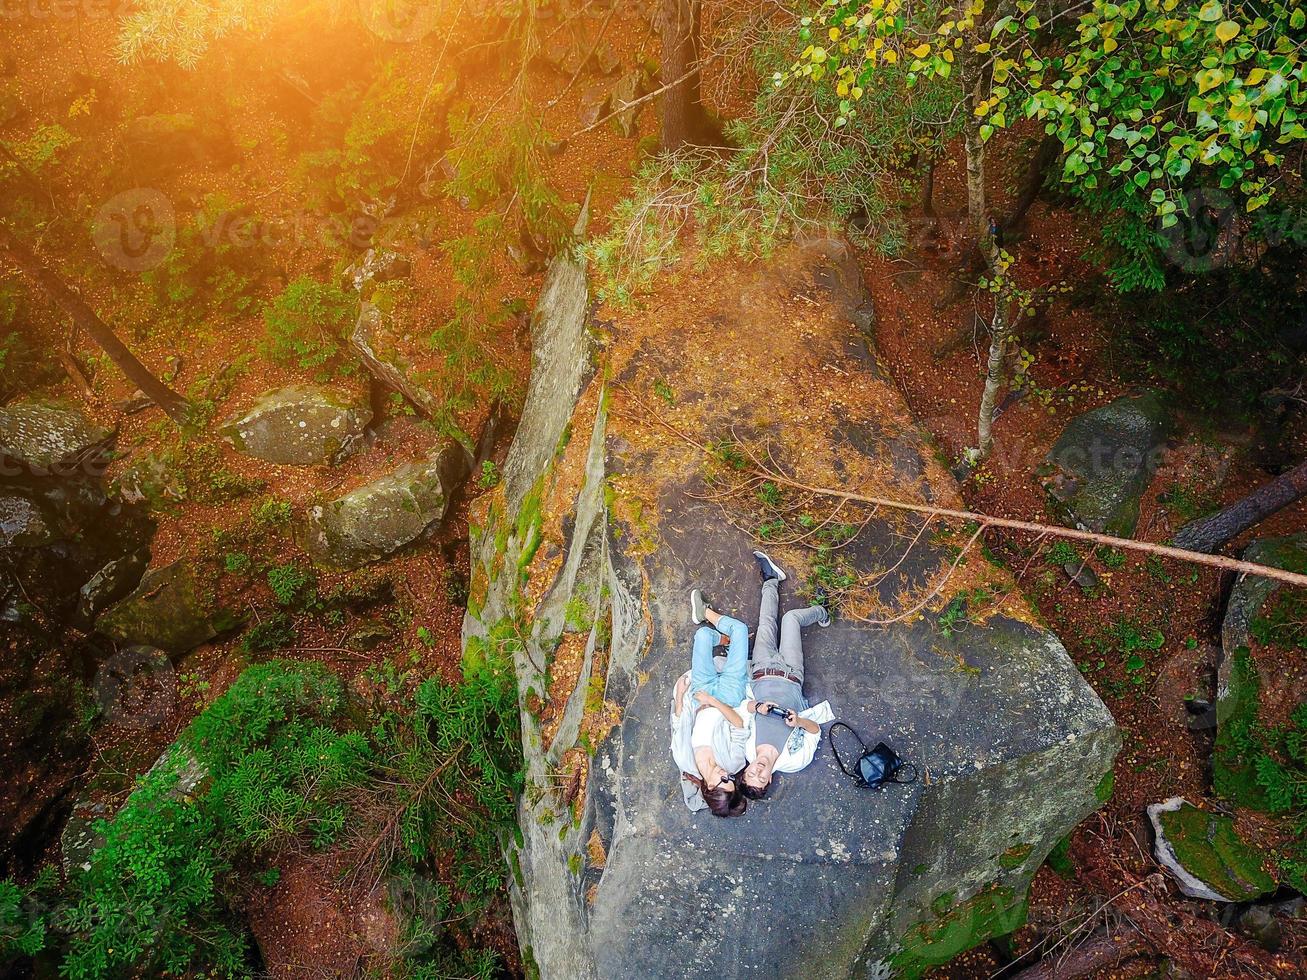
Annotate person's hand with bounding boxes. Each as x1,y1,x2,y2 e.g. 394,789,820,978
756,700,777,716
693,690,714,706
784,710,799,728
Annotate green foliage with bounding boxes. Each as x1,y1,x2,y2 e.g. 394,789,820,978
262,277,357,376
250,496,292,528
1251,587,1307,651
240,612,296,654
141,194,267,316
55,661,360,979
223,552,252,576
299,62,441,211
478,460,501,489
266,561,317,608
116,0,276,67
0,870,53,958
1045,541,1079,567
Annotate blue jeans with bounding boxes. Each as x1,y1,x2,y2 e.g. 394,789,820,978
689,616,749,706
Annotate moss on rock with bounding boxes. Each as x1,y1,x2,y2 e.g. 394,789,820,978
1157,802,1276,901
891,886,1028,979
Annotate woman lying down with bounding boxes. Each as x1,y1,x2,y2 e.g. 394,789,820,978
670,551,835,818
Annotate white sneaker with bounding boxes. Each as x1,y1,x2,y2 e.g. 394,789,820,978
752,550,787,583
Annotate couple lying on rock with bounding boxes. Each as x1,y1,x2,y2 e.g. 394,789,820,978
671,551,835,818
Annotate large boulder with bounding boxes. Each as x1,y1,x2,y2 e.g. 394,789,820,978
465,235,1119,978
221,385,371,466
1041,392,1171,536
299,444,472,568
0,400,112,476
96,559,240,655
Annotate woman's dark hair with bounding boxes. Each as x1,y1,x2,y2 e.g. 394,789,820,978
700,770,748,818
739,779,768,801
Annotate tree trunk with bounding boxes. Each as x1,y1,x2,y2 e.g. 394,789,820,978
960,54,989,244
1002,135,1060,232
975,313,1009,460
921,155,937,224
0,223,190,424
1009,928,1150,980
1173,456,1307,553
659,0,706,152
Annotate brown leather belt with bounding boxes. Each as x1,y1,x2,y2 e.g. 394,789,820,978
752,668,801,685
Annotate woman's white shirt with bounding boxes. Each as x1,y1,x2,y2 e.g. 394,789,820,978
690,706,748,773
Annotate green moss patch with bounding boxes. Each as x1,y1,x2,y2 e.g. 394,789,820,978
1158,802,1276,901
892,886,1028,979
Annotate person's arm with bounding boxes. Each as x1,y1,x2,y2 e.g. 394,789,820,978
785,711,820,735
674,675,690,716
694,691,745,729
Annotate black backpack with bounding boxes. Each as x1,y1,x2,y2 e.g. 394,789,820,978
830,722,918,789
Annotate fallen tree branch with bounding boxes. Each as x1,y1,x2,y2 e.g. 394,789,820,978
623,395,1307,589
1008,927,1150,980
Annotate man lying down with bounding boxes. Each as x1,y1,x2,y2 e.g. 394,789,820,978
670,550,836,818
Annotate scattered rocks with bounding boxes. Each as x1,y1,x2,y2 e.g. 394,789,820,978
299,444,472,568
1042,391,1172,535
76,548,151,625
608,69,651,138
221,385,372,466
0,400,112,476
96,559,241,655
122,113,236,177
1236,905,1283,952
1147,797,1276,902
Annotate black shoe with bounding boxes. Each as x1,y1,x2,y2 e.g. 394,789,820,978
752,550,787,583
813,587,833,627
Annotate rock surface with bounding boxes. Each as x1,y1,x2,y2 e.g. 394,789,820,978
1147,797,1276,902
465,237,1119,978
96,559,240,654
0,400,112,475
1042,392,1171,535
299,444,472,567
221,385,371,466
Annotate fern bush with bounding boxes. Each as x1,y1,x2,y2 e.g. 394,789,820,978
261,277,358,376
51,661,363,979
2,655,525,978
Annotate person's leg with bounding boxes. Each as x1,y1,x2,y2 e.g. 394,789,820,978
778,606,826,683
752,577,781,669
713,615,751,704
689,626,721,693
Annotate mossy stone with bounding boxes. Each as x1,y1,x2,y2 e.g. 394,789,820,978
891,886,1028,979
1157,802,1276,902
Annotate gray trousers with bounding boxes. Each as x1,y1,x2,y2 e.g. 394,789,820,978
751,578,824,684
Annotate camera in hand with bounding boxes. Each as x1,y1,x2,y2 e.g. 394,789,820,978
765,704,791,720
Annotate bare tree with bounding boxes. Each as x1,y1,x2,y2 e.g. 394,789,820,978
0,223,190,424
